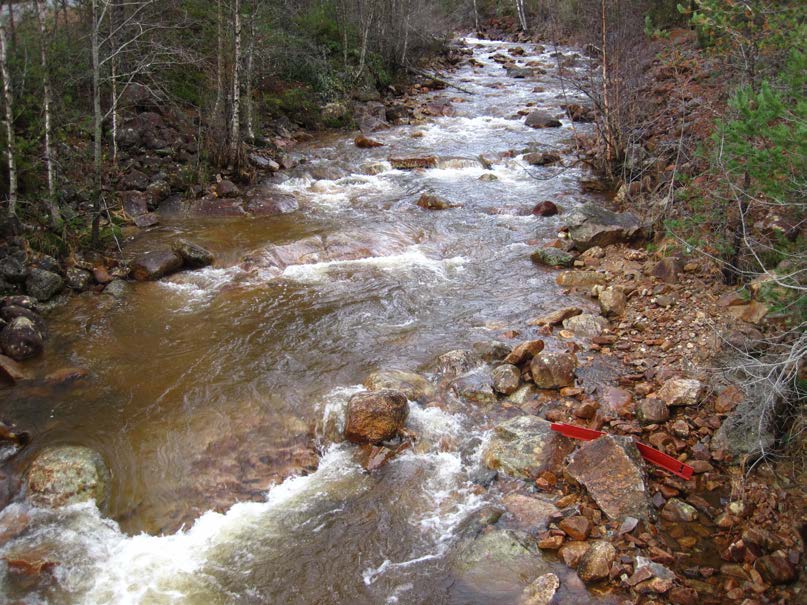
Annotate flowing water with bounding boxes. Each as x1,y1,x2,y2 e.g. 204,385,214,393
0,38,614,604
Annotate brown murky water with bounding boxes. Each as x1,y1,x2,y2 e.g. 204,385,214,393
0,37,619,604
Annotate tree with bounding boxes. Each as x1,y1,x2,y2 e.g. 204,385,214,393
34,0,59,224
0,20,17,218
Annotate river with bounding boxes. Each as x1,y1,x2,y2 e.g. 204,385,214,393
0,37,615,604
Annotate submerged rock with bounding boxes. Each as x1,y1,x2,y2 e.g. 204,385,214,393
343,389,408,444
532,201,559,217
364,370,434,403
566,203,642,251
436,349,480,377
519,573,560,605
0,353,32,383
483,416,573,479
26,446,110,510
565,434,651,520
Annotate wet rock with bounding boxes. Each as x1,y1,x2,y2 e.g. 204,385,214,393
344,389,408,444
479,172,498,181
559,515,591,540
0,305,46,337
528,307,581,326
0,317,44,361
416,193,458,210
755,553,798,585
103,279,129,298
523,152,561,166
483,416,573,479
556,271,606,288
562,313,609,338
531,247,574,268
559,541,590,568
130,249,183,281
502,493,558,531
638,398,669,424
436,349,479,377
26,446,110,510
661,498,698,522
451,369,497,405
519,573,559,605
598,286,626,317
0,353,32,383
244,192,299,216
354,135,383,148
473,340,513,362
628,556,676,593
0,256,28,283
364,370,434,403
492,364,521,395
651,257,684,284
172,240,214,269
565,435,650,520
658,378,705,406
506,66,535,78
503,339,544,365
25,269,63,302
525,111,562,128
188,196,247,217
358,443,409,472
532,201,559,217
65,267,93,291
577,540,616,583
566,203,642,251
389,156,437,170
530,351,577,389
508,384,540,406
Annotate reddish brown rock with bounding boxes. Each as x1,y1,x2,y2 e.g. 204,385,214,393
389,156,437,169
532,201,559,217
528,307,582,326
502,493,558,531
559,540,590,568
45,367,89,386
558,515,591,540
0,354,31,384
344,390,408,444
577,540,616,583
715,385,743,413
755,554,798,585
530,351,577,389
503,339,544,365
354,135,383,148
130,249,183,281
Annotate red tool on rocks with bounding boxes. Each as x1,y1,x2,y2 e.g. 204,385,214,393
550,422,694,480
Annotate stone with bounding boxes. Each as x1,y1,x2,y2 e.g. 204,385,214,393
0,353,32,383
658,378,705,406
531,248,574,268
727,300,769,324
0,305,46,336
502,494,558,531
25,269,63,302
450,369,497,405
503,340,544,365
629,556,676,593
492,364,521,395
0,256,28,283
532,201,559,216
172,240,214,269
45,367,89,386
65,267,93,291
562,313,609,338
26,446,110,510
473,340,513,362
556,271,606,288
364,370,434,403
563,104,595,122
519,573,559,605
528,307,582,326
558,515,591,540
0,317,44,361
120,190,150,217
103,279,129,298
577,540,616,583
559,541,590,567
354,135,383,148
416,193,457,210
214,179,240,197
661,498,698,522
343,389,408,444
638,399,669,424
525,111,562,128
130,249,183,281
714,385,743,413
651,257,684,284
566,203,642,251
436,349,479,377
482,416,574,479
523,152,561,166
389,156,437,170
530,352,577,389
188,196,247,217
598,287,626,317
755,554,797,585
565,435,651,520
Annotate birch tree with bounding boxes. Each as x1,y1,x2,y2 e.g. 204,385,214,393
34,0,59,223
0,21,16,217
515,0,528,31
229,0,242,167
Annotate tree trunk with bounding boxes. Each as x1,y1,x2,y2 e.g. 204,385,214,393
0,23,16,217
515,0,528,32
213,0,223,123
245,16,256,142
601,0,613,164
5,0,16,48
472,0,479,32
34,0,59,224
91,0,103,246
229,0,241,168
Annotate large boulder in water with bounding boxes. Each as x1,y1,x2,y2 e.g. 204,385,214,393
525,111,562,128
344,389,408,444
565,203,642,251
26,446,110,510
483,416,573,479
172,239,214,269
0,316,44,361
130,249,183,281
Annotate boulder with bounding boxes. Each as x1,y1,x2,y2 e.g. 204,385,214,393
483,416,573,479
519,573,559,605
0,317,44,361
712,381,781,460
65,267,93,291
436,349,479,377
530,352,577,389
563,104,595,123
26,446,110,510
559,541,590,568
523,152,561,166
389,156,438,170
755,554,798,585
120,190,150,217
130,249,183,281
525,111,562,128
502,494,558,531
577,540,616,583
0,305,46,337
354,101,389,132
343,389,408,444
172,240,215,269
651,257,684,284
0,256,27,283
103,279,129,298
354,135,383,148
559,515,592,540
598,286,626,317
244,192,299,217
450,369,497,405
416,193,458,210
531,248,574,268
657,378,705,406
566,203,642,251
364,370,434,403
25,269,63,302
532,201,559,217
492,364,521,395
188,197,247,217
637,399,669,424
562,313,609,338
503,340,544,365
565,435,651,520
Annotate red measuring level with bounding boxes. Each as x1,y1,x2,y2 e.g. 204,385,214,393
551,422,694,480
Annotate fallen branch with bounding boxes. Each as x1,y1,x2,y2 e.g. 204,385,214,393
405,66,474,95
